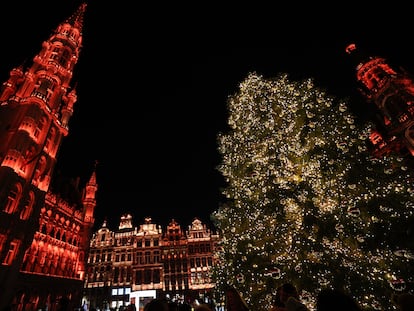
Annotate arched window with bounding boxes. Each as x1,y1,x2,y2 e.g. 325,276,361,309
4,183,22,214
60,49,71,68
3,239,21,265
44,127,55,153
34,116,46,139
20,191,34,220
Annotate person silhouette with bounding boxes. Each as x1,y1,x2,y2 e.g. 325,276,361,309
225,286,249,311
271,283,308,311
316,288,361,311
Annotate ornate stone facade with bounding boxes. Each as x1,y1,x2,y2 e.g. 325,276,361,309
0,4,96,311
84,216,219,311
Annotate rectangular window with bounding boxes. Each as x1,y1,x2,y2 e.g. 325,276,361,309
153,269,160,283
154,251,160,263
114,267,119,282
137,252,143,265
144,269,151,284
145,251,151,264
135,270,142,284
127,267,132,282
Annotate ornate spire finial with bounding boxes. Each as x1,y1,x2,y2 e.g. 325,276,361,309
66,3,87,31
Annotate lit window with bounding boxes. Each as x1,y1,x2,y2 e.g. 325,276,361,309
3,239,21,265
34,117,46,138
20,191,34,220
4,183,22,214
145,251,150,264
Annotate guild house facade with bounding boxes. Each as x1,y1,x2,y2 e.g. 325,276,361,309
84,215,220,311
3,2,414,311
0,4,221,311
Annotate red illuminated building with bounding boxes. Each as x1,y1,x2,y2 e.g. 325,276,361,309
84,216,220,311
346,43,414,159
0,4,96,311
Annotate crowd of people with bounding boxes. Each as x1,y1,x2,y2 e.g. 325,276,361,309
269,283,414,311
268,283,414,311
200,283,414,311
34,286,414,311
141,283,414,311
143,299,214,311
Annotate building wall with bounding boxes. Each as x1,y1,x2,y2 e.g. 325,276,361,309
0,4,97,311
84,216,219,311
346,43,414,159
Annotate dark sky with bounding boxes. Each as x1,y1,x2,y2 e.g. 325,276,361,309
1,1,413,231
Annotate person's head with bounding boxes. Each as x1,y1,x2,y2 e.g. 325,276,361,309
273,286,284,307
58,296,70,311
194,304,212,311
225,286,249,311
167,301,179,311
178,304,192,311
316,288,361,311
279,283,299,305
144,299,169,311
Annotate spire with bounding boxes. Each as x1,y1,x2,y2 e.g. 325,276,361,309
87,169,97,186
88,160,98,185
65,3,87,32
83,163,98,224
85,163,98,194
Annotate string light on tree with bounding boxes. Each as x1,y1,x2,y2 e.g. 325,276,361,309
211,72,414,311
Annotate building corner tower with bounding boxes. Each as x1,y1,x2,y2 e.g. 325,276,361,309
345,43,414,159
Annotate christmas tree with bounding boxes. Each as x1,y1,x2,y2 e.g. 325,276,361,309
211,72,414,311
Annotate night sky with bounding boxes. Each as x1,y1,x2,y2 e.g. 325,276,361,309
1,2,413,231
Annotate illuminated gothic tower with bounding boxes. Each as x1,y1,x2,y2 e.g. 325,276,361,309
346,43,414,158
0,4,96,311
